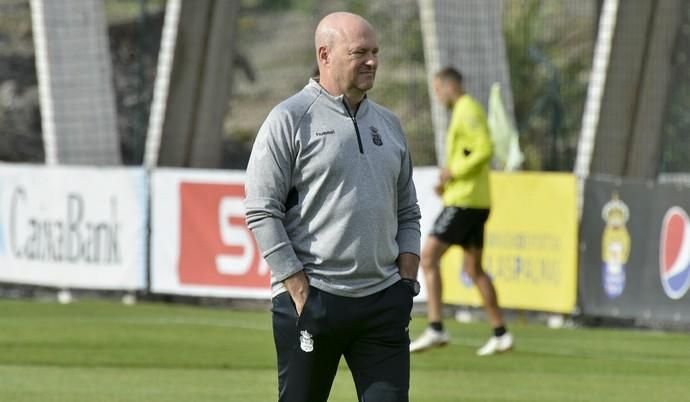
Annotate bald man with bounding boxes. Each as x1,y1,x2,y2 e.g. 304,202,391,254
245,11,421,402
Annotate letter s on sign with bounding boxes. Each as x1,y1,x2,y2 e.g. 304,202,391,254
215,197,269,276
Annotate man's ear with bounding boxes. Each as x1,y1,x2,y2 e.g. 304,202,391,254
317,46,329,66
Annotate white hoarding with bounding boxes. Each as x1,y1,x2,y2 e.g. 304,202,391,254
150,169,271,298
0,163,148,290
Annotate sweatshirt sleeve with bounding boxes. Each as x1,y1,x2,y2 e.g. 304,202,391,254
395,126,422,257
446,104,494,179
244,108,304,282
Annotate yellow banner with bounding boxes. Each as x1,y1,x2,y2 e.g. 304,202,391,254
441,172,578,313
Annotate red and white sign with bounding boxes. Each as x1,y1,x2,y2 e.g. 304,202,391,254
150,169,270,298
150,167,443,300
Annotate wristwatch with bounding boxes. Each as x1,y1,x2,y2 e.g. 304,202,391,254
401,278,421,296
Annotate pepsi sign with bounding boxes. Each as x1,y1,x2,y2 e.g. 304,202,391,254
659,206,690,300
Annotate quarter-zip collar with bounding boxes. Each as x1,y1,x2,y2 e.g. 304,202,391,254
343,98,365,154
307,78,369,118
308,79,368,154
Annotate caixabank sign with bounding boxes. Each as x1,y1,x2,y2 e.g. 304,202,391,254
0,164,148,290
579,176,690,323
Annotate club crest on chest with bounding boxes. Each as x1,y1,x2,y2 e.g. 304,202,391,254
370,126,383,146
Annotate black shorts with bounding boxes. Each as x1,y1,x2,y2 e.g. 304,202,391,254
430,207,490,248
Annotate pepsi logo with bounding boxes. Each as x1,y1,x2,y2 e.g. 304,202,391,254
659,206,690,300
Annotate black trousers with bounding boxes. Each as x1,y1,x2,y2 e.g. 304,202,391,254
271,280,414,402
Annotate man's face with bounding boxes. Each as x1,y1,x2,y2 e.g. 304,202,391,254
432,77,453,109
330,25,379,95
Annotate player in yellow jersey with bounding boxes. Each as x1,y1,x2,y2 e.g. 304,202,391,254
410,67,514,356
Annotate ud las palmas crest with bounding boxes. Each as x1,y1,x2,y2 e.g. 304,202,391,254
601,191,630,299
370,126,382,146
300,330,314,352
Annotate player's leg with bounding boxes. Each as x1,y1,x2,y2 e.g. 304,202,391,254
464,246,514,355
461,210,514,356
463,246,503,327
421,235,450,324
272,289,342,402
410,234,450,352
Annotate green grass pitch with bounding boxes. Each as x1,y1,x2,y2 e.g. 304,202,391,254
0,299,689,402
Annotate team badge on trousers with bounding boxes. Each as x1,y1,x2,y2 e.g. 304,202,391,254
300,330,314,352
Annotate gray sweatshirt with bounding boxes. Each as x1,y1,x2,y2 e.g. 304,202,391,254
245,79,421,298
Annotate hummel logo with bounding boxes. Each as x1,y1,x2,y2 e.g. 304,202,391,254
315,130,335,137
